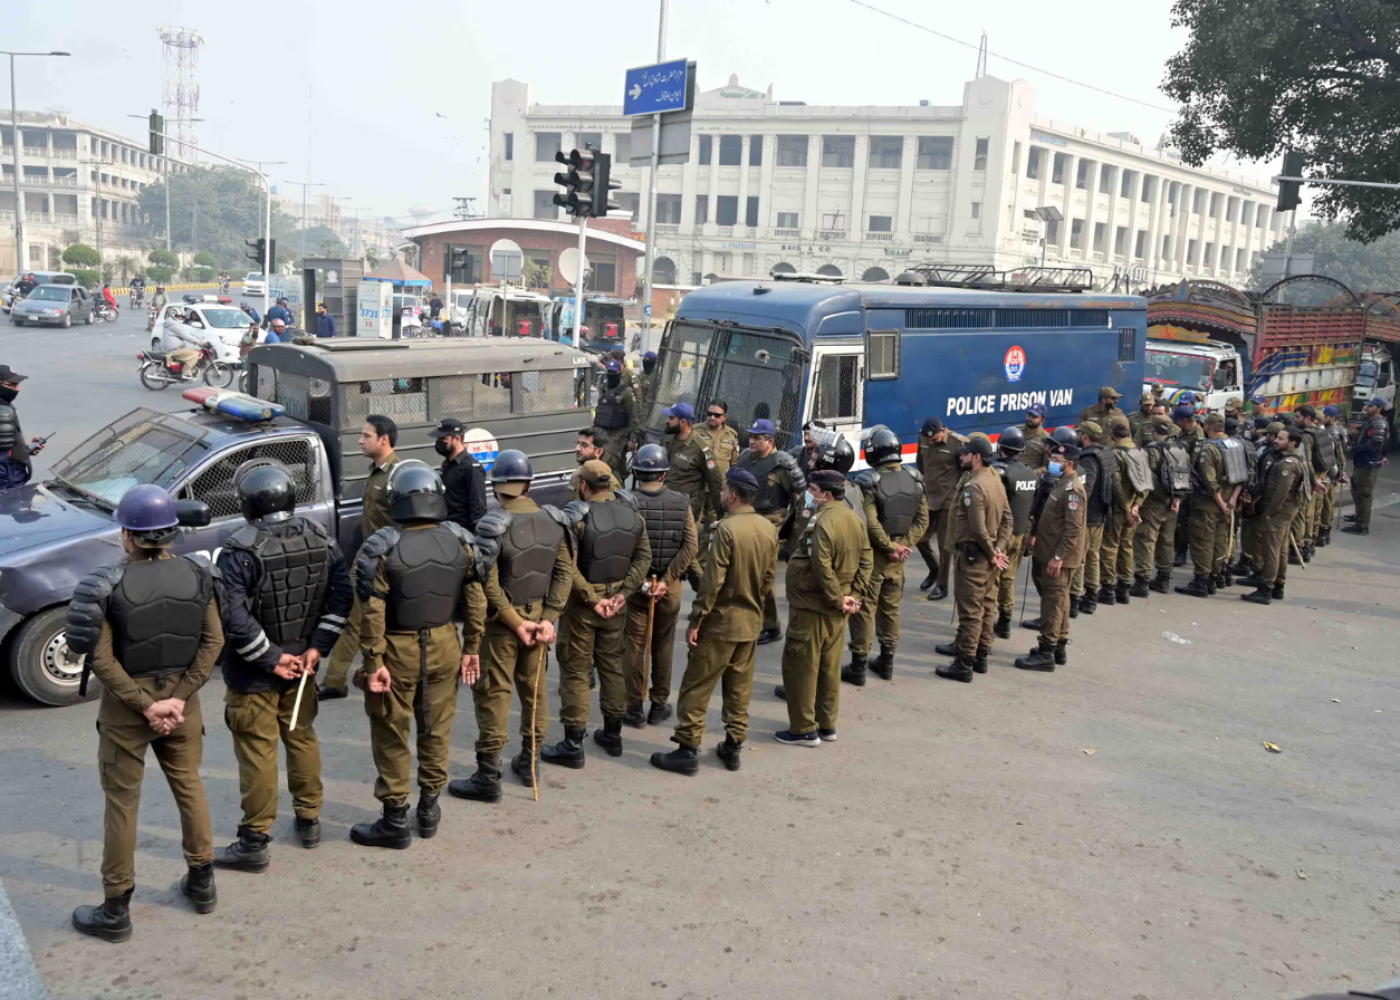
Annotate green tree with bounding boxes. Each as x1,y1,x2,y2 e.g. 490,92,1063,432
146,265,175,283
100,261,115,284
1163,0,1400,242
62,243,101,268
147,248,178,268
1249,220,1400,293
364,247,381,270
522,257,552,289
115,255,139,283
193,250,218,267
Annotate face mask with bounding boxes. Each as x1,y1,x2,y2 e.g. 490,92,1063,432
664,423,680,436
1048,461,1064,476
434,439,453,457
804,492,819,510
642,360,655,374
0,386,17,404
606,373,621,389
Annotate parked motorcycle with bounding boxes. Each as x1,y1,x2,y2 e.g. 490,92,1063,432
95,301,119,323
137,344,239,391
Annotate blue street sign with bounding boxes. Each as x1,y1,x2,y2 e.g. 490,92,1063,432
623,59,690,117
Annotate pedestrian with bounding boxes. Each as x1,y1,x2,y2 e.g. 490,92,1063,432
1343,397,1389,535
990,426,1038,637
1069,421,1112,614
650,467,779,775
1241,426,1307,604
315,302,337,338
1079,385,1124,427
1175,413,1245,597
1133,416,1190,594
935,436,1011,682
65,485,224,941
1015,440,1087,671
593,359,636,482
541,460,651,768
736,417,806,644
621,444,698,728
916,416,967,600
428,291,443,320
448,451,574,800
1104,418,1151,604
350,464,486,848
211,463,353,872
1016,403,1052,470
430,417,488,531
570,427,621,501
266,297,293,328
319,416,402,699
842,426,927,684
0,365,44,490
262,318,285,344
776,469,872,746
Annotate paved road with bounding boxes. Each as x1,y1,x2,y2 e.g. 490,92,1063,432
1,321,1397,999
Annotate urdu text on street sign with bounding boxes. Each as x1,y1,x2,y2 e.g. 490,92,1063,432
624,58,690,117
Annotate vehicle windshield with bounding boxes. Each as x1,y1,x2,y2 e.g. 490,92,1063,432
27,286,68,302
201,308,253,330
50,409,208,506
246,273,264,282
1356,360,1379,388
647,320,718,428
1145,348,1213,391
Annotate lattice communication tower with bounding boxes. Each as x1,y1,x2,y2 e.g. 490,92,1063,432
157,27,204,160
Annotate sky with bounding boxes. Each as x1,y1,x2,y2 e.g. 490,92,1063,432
7,0,1279,226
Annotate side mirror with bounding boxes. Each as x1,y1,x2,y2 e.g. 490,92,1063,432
174,499,212,528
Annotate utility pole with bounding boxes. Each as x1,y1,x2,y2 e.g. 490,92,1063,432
638,0,669,352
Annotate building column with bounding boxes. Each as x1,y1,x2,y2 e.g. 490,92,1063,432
737,135,751,232
1056,154,1076,255
705,137,718,233
1173,184,1192,271
756,135,773,234
896,136,917,237
849,135,869,241
803,135,820,237
680,132,699,227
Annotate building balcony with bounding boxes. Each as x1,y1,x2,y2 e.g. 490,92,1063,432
772,228,802,238
863,233,893,242
51,149,77,160
654,224,680,234
912,234,943,244
20,176,50,188
817,230,847,241
52,213,79,225
52,175,78,187
0,210,12,222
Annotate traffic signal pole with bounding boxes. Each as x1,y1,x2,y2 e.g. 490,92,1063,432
574,214,588,342
638,0,669,352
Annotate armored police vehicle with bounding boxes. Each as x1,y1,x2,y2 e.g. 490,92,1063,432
1,337,592,707
643,266,1147,459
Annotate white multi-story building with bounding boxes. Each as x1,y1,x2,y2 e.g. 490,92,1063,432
1,111,192,274
487,74,1283,292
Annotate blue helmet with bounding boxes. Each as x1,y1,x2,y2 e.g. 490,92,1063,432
489,449,534,483
1051,425,1078,446
632,443,670,473
117,484,179,532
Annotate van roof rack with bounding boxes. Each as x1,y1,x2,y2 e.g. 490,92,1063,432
894,264,1095,293
768,271,845,284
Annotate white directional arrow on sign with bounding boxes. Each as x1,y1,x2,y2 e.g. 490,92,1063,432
629,83,642,99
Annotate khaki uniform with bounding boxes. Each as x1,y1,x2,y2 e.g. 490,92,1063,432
1078,401,1123,428
623,484,699,710
1256,451,1306,585
665,432,724,519
1188,437,1232,579
916,431,967,588
324,452,401,688
952,466,1013,657
1173,424,1204,558
87,564,224,899
1127,408,1153,445
1016,424,1052,471
1029,473,1087,643
738,449,804,632
356,525,486,805
673,507,779,747
559,492,652,727
849,462,929,657
569,465,621,502
472,495,574,756
1134,442,1180,577
1102,440,1149,586
685,424,736,572
781,500,872,735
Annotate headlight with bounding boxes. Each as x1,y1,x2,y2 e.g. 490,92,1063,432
46,308,62,315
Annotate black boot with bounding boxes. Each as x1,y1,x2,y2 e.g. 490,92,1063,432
1115,582,1131,604
935,654,974,683
919,572,935,590
1173,546,1187,567
925,584,947,601
756,627,783,645
1241,585,1272,605
1175,575,1211,598
1220,567,1234,588
1229,558,1251,576
1148,570,1170,594
994,613,1012,639
1014,639,1056,672
1319,527,1331,547
510,742,539,787
72,889,133,943
592,717,624,758
1079,593,1097,615
1054,639,1069,665
870,648,895,681
1097,585,1117,606
650,744,699,775
934,640,959,657
350,803,412,850
1128,575,1150,599
1205,575,1217,595
841,654,868,686
180,862,217,914
448,754,503,803
1288,550,1301,565
317,684,348,700
1341,524,1369,535
213,828,270,873
973,645,990,675
773,685,786,699
1069,595,1080,619
1237,574,1268,588
715,736,744,771
295,817,321,849
646,701,673,725
541,725,588,768
416,792,441,839
621,701,647,729
1271,583,1285,600
1022,616,1043,630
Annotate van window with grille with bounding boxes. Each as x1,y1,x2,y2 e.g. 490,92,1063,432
342,377,428,429
518,368,587,413
813,354,860,421
867,332,899,379
185,439,317,519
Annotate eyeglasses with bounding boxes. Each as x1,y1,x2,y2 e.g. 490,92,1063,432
706,411,725,418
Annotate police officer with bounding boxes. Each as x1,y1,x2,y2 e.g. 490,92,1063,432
1288,405,1322,560
320,415,401,699
991,426,1038,638
448,451,574,801
351,463,486,848
1103,419,1151,604
1015,441,1086,671
1079,385,1125,427
1176,413,1245,597
66,485,224,941
693,399,741,479
736,417,806,643
662,402,724,522
1016,403,1052,470
1344,397,1389,535
212,463,353,871
639,350,659,407
1237,419,1281,576
622,444,698,727
1223,396,1245,422
1171,405,1204,566
541,460,651,768
1241,427,1307,604
570,426,621,501
594,359,636,481
1127,392,1155,443
841,427,927,684
431,417,488,531
935,437,1011,683
916,417,966,599
1071,421,1113,614
651,468,779,775
1296,405,1338,554
1133,417,1189,594
776,469,872,746
1315,405,1347,546
0,364,45,489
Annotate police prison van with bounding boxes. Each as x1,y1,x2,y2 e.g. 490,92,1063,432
645,268,1147,463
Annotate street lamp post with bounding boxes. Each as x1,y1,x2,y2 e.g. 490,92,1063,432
5,50,70,273
237,159,286,248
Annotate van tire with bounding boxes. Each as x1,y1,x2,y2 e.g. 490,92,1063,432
10,606,95,707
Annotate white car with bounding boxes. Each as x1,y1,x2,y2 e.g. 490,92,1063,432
244,272,267,296
151,302,264,360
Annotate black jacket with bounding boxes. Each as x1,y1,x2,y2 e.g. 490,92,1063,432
442,450,489,531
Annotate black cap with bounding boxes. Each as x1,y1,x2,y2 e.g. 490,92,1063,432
809,469,846,490
958,437,994,461
0,364,28,383
430,417,466,439
921,417,945,436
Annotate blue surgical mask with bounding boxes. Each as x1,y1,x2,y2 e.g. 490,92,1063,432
1048,461,1064,476
804,492,818,510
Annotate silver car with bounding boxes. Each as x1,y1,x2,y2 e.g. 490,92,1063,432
10,284,96,328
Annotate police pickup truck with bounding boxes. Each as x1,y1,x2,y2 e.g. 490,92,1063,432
2,336,593,706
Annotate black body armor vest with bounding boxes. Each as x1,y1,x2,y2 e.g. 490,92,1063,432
579,498,642,585
109,557,213,677
873,466,921,537
499,510,566,605
593,391,629,430
226,518,330,647
635,486,689,577
385,525,468,631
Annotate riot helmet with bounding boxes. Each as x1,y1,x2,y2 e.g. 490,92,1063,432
388,460,447,522
865,426,903,466
234,460,297,524
812,427,855,474
117,484,180,548
632,443,670,474
1051,425,1078,446
998,426,1025,456
489,449,534,483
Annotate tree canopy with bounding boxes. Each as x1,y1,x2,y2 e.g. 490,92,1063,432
61,244,100,268
1163,0,1400,242
1250,220,1400,292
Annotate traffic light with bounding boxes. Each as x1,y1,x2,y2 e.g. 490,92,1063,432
553,149,597,217
245,238,267,267
1276,151,1305,213
591,151,621,219
148,110,164,156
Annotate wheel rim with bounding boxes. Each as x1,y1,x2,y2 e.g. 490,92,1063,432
42,629,82,685
205,363,234,389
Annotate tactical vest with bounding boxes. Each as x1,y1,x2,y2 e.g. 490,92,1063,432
1119,446,1154,494
385,525,468,631
998,460,1040,536
1253,447,1279,499
842,487,867,524
1277,453,1308,504
579,497,642,584
1147,440,1192,497
740,452,788,512
635,486,689,578
108,557,213,677
593,390,629,430
873,466,921,538
226,519,330,647
1210,437,1250,486
1306,425,1339,477
1080,446,1114,523
499,509,567,605
0,404,17,451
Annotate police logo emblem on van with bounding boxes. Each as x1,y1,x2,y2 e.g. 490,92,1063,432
1004,345,1027,383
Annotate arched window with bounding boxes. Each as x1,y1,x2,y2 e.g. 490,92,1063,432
861,266,890,282
770,262,797,275
816,264,843,277
652,256,676,285
703,273,720,285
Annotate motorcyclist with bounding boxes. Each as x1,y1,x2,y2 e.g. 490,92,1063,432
151,285,168,311
101,283,118,314
129,275,145,307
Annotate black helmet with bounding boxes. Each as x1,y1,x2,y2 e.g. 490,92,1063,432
632,443,670,473
234,460,297,524
388,460,447,522
865,426,903,466
489,449,534,483
812,428,855,474
998,426,1025,455
1051,425,1078,446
